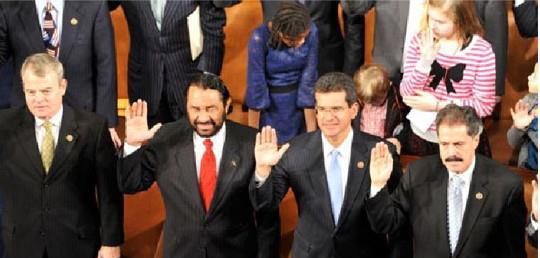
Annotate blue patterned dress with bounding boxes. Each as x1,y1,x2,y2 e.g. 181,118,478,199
246,23,318,144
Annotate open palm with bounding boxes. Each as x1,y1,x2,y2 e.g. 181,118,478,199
254,126,289,177
369,142,394,188
125,99,162,146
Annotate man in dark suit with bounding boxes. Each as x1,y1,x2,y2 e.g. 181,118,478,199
366,104,527,258
514,0,538,38
109,0,227,126
260,0,364,76
118,72,279,258
252,72,402,258
0,0,120,148
0,54,123,258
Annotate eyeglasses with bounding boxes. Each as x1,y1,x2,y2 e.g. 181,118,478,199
315,106,348,115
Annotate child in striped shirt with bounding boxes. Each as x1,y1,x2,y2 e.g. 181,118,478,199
399,0,496,156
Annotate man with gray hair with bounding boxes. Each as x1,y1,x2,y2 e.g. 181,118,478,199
367,104,527,257
0,53,123,258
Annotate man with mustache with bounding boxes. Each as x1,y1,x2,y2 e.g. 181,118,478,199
118,72,279,258
366,104,527,257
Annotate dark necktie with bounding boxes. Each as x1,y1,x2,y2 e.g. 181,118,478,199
42,1,60,58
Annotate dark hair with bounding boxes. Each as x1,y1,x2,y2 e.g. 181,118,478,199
268,2,311,49
435,104,481,136
185,71,233,114
314,72,358,106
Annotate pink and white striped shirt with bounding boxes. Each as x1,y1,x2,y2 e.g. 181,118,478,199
400,34,496,133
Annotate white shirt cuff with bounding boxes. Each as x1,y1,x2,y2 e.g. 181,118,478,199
531,213,538,229
370,185,383,198
254,172,269,188
515,0,526,7
123,143,141,157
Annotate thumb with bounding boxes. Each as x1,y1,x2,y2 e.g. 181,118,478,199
277,143,290,158
149,123,163,135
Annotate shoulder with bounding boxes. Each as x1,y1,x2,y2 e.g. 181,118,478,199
470,35,494,53
477,155,523,186
225,120,258,143
251,24,269,42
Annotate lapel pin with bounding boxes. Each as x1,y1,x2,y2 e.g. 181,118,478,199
475,192,484,200
66,134,74,142
70,18,78,26
231,160,237,167
357,161,364,169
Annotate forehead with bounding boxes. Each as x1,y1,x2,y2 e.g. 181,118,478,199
428,7,451,20
22,72,60,88
315,91,348,106
437,124,471,142
187,87,223,105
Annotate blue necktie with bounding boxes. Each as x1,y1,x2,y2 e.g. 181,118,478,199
327,150,344,225
448,176,464,254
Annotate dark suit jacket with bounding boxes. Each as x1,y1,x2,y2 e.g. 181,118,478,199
109,0,226,120
0,106,124,258
260,0,364,76
251,129,403,258
118,119,279,258
366,155,527,258
514,0,538,38
0,0,118,126
343,0,508,95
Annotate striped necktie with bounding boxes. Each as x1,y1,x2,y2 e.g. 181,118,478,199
448,176,465,254
41,120,55,174
327,150,344,225
42,1,60,58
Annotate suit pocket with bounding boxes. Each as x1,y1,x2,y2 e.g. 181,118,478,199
78,224,98,239
292,231,311,258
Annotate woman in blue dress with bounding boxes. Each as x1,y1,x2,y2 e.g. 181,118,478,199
246,2,318,144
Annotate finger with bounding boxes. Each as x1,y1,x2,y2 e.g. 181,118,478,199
137,99,143,117
277,143,290,157
533,180,538,191
262,126,270,144
149,123,162,135
509,108,515,119
271,128,278,146
125,104,131,121
256,132,261,146
142,100,148,119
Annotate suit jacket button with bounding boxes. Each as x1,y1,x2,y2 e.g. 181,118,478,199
40,231,45,237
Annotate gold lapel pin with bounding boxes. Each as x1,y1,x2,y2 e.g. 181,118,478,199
231,160,237,167
70,18,78,25
475,192,484,200
357,161,365,169
66,134,74,142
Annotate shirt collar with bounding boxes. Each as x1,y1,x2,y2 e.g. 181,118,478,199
321,127,354,158
35,105,63,128
193,122,227,148
447,155,476,185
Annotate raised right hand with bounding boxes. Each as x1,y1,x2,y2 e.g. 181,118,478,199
510,101,535,130
419,28,440,65
124,99,162,146
369,142,393,189
254,126,289,178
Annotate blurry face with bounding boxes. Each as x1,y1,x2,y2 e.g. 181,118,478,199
528,64,538,94
23,69,66,120
186,86,230,137
428,7,457,40
280,29,310,48
438,124,479,173
315,91,358,146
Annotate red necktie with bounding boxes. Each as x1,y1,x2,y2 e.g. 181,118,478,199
200,139,217,212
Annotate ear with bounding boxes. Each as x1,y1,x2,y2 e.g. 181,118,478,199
350,101,359,119
60,79,67,96
472,133,480,149
225,97,232,112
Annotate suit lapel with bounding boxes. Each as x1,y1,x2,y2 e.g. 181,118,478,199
15,109,45,178
175,129,206,218
206,125,241,218
59,1,82,62
336,132,369,230
431,162,451,255
17,2,46,53
453,157,489,257
307,132,336,228
46,106,79,181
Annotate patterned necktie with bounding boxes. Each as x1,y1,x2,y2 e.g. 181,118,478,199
200,139,217,212
448,176,465,254
42,1,60,58
41,121,55,173
327,150,344,225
